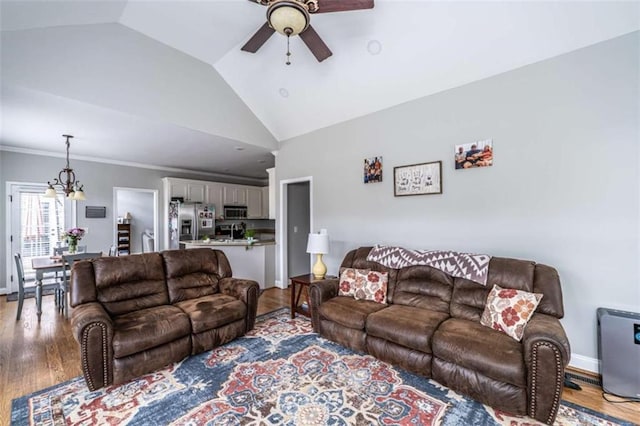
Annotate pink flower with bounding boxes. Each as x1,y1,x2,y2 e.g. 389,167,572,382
64,227,85,239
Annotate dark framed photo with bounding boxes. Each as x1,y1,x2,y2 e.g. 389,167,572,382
364,156,383,183
394,161,442,196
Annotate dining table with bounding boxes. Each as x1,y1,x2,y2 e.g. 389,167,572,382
31,256,65,321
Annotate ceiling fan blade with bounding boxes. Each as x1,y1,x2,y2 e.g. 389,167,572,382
241,22,275,53
299,25,332,62
315,0,374,13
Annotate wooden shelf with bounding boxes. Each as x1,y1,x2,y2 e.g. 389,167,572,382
117,223,131,255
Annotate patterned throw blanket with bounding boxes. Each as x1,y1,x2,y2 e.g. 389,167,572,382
366,245,491,286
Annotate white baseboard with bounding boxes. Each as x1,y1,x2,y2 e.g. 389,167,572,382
275,279,285,289
569,353,599,373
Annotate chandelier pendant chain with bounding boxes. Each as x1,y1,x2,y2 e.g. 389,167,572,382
286,32,292,65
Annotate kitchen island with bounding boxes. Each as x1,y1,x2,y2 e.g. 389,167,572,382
181,240,275,290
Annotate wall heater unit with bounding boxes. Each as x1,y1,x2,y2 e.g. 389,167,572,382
597,307,640,399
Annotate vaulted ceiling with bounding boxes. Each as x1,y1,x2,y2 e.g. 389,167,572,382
1,1,638,178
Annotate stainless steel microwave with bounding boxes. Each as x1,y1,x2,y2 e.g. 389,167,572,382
224,206,247,219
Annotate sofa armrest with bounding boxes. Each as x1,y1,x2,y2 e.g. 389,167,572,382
309,279,339,332
522,313,571,424
219,277,260,332
70,302,114,391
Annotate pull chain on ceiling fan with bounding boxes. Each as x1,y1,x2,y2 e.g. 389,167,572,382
242,0,374,64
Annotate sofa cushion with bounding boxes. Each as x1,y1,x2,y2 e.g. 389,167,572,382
393,265,454,314
432,318,526,387
450,257,535,322
480,285,543,341
163,249,222,303
366,305,449,353
318,296,387,330
93,253,169,316
112,305,191,359
176,294,247,334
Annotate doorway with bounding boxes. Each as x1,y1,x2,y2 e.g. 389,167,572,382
113,188,158,255
6,182,74,293
278,177,312,288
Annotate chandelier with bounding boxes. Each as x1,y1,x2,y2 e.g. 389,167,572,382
44,134,86,200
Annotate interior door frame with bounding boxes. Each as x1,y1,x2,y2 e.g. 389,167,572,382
113,187,159,254
278,176,313,289
4,181,77,294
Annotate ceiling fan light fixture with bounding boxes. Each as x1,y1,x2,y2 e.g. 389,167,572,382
267,1,310,36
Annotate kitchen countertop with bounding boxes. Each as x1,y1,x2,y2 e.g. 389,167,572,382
182,239,275,247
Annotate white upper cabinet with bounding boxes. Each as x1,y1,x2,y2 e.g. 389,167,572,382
187,182,206,203
223,185,247,205
169,180,188,200
168,179,205,202
247,187,263,219
165,177,271,220
206,182,223,218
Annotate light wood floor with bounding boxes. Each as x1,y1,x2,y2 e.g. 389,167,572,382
1,289,638,425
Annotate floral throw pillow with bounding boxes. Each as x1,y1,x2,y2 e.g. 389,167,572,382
354,270,389,304
480,284,543,341
338,268,363,297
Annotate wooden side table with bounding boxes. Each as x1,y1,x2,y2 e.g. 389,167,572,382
289,274,336,319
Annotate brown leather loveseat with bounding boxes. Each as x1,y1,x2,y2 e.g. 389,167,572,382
309,247,570,424
70,248,259,390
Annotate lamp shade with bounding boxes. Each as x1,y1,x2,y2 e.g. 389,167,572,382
306,232,329,254
44,186,57,198
73,190,86,201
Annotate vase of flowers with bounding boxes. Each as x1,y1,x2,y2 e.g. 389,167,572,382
64,227,85,253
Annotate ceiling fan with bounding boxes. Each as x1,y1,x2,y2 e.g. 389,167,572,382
241,0,374,64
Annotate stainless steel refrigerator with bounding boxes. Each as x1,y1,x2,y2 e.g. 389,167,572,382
169,201,215,249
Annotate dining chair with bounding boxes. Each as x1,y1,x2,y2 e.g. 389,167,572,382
14,253,27,321
108,245,117,256
59,252,102,318
53,245,87,307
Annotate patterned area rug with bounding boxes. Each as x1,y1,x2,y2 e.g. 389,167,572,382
11,309,634,425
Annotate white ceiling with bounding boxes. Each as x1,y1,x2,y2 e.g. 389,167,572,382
1,0,639,178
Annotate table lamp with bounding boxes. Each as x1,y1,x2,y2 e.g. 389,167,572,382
306,229,329,279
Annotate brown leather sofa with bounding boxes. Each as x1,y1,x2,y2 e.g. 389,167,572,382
70,248,260,390
309,247,570,425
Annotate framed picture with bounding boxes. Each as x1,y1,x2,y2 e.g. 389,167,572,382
364,156,383,183
455,139,493,169
394,161,442,196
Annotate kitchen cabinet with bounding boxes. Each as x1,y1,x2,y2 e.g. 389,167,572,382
168,178,206,202
206,182,223,218
223,185,247,206
247,187,263,219
187,182,206,203
169,181,188,200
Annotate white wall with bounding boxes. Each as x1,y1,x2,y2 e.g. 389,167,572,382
275,32,640,370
